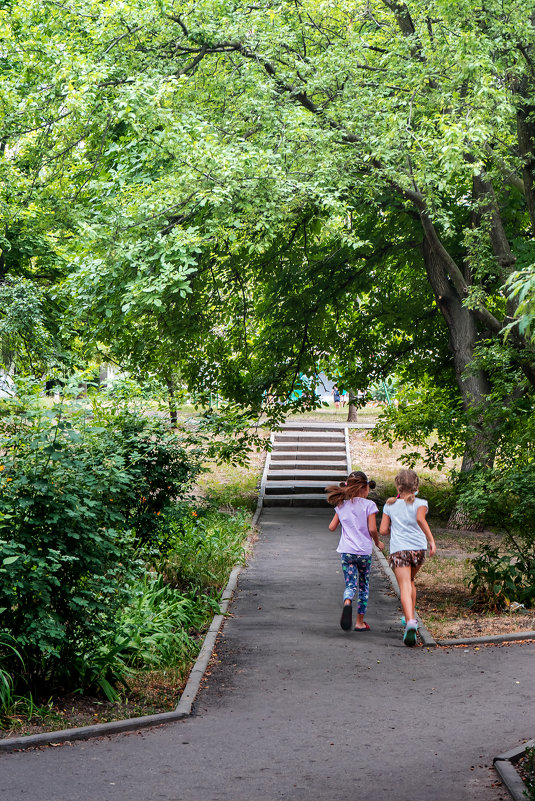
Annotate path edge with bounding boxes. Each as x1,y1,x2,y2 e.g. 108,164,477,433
0,444,272,754
493,739,535,801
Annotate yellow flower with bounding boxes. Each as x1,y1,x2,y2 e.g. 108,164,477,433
0,466,4,472
192,511,197,517
5,478,12,482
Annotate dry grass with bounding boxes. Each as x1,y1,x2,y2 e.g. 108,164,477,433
288,404,382,423
196,433,269,512
349,425,458,488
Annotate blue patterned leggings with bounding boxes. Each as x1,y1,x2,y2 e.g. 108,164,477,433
340,553,372,613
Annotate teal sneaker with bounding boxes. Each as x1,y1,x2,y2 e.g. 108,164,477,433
403,624,418,647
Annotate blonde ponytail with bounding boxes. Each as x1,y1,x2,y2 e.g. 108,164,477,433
388,469,419,505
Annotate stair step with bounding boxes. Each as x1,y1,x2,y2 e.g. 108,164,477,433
268,461,347,471
263,494,329,507
273,432,345,443
272,443,346,453
269,451,347,462
266,472,345,484
265,480,335,495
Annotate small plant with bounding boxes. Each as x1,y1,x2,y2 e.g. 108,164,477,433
522,746,535,801
468,544,535,612
160,507,248,595
0,636,24,720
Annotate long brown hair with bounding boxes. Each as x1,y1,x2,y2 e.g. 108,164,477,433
326,471,376,507
386,468,419,505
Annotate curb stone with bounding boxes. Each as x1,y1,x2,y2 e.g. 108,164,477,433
437,632,535,647
494,739,535,801
0,450,271,754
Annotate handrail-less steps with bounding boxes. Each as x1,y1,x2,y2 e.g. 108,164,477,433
263,424,351,507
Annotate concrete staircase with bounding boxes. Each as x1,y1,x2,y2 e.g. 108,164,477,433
262,424,351,507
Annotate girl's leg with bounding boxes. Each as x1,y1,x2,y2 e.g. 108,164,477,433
341,554,358,601
354,555,372,628
409,563,422,619
340,554,358,630
394,565,415,623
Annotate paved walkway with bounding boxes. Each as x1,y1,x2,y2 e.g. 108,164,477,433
2,508,533,801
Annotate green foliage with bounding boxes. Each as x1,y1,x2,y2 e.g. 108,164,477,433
371,375,467,471
0,278,56,375
159,507,248,595
469,544,535,612
74,574,218,700
456,463,535,611
110,574,216,670
53,505,248,702
0,388,201,693
505,265,535,340
0,635,24,719
7,0,535,423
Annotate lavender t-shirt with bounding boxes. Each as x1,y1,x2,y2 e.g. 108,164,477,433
335,497,379,556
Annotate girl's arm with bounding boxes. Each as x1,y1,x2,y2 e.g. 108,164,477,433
416,505,436,556
329,512,340,531
367,513,384,550
379,511,391,538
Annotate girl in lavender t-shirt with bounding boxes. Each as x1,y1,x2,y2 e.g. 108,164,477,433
326,471,384,632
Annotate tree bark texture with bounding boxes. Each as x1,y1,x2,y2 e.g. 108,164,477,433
347,389,358,422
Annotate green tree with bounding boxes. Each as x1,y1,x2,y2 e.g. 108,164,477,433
2,0,535,463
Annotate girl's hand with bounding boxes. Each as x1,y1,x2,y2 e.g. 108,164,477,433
428,541,437,557
376,540,385,551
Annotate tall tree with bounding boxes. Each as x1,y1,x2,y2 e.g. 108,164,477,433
2,0,534,459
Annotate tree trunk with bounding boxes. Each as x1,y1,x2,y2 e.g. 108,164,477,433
516,79,535,237
166,376,178,427
421,237,492,529
422,237,492,431
346,390,358,422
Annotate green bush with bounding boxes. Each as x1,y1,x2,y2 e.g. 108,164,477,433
469,543,535,612
0,391,201,694
73,574,219,700
456,464,535,611
160,507,248,595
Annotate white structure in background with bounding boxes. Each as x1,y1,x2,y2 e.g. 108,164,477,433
315,372,337,403
0,373,15,399
98,363,124,387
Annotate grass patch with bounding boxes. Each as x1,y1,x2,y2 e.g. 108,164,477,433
196,431,268,513
288,405,382,423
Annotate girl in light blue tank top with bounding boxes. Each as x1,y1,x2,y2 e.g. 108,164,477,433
380,469,436,647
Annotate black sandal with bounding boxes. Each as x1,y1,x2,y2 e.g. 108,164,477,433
340,602,352,631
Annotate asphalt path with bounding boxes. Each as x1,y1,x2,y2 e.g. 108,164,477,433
1,507,533,801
